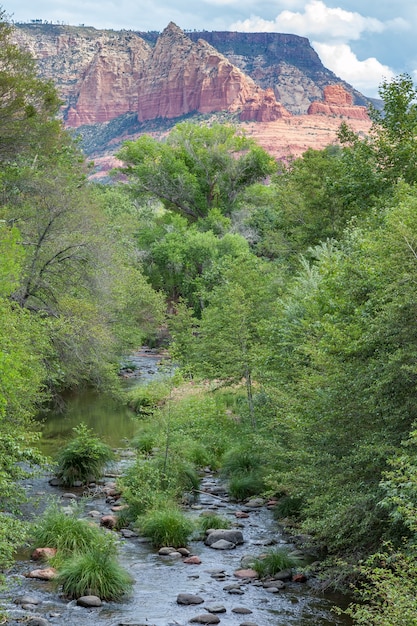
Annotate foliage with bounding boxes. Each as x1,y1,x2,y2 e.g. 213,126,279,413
221,446,264,478
251,548,300,578
0,514,27,583
117,122,276,221
228,473,265,501
137,505,195,548
55,424,114,486
0,10,61,164
343,546,417,625
56,542,133,600
30,502,105,561
128,379,171,416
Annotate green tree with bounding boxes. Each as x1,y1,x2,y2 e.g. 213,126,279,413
117,122,276,221
0,10,61,163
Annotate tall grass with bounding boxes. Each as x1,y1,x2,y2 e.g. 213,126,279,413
137,505,195,548
31,503,106,562
56,544,132,600
251,548,300,578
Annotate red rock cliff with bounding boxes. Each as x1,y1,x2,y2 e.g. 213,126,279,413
307,84,369,120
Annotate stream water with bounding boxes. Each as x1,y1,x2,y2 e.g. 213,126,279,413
1,351,353,626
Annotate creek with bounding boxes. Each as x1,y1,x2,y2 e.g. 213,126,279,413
1,351,353,626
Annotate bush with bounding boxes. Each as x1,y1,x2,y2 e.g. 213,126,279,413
198,513,231,532
56,543,132,600
228,472,265,501
31,502,105,562
252,548,300,578
55,423,114,486
128,380,170,416
273,495,304,519
137,505,195,548
221,446,263,478
131,430,156,455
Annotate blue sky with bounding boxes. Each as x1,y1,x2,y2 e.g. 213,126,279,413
4,1,415,97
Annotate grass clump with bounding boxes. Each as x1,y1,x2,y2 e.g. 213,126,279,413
221,446,263,478
198,513,231,532
273,495,304,520
55,423,114,486
31,502,104,562
252,548,300,578
220,445,265,501
228,473,265,501
56,542,132,600
137,505,195,548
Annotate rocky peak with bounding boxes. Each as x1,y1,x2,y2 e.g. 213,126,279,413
135,23,272,122
307,84,369,120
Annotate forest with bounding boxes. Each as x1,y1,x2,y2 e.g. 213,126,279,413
2,8,417,623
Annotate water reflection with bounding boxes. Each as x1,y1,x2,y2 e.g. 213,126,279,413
37,389,137,457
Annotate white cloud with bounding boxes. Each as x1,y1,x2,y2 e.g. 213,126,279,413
230,0,386,41
313,42,395,96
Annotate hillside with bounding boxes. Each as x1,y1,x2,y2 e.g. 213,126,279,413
13,21,373,171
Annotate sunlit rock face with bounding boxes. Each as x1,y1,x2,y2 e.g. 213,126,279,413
307,85,370,120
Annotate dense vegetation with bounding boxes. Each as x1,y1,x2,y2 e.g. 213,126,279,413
2,6,417,621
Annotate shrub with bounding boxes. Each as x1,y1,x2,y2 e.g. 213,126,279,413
273,495,304,519
252,548,300,578
221,446,263,478
131,430,156,455
137,505,195,548
198,513,231,532
55,423,114,486
31,502,105,562
56,543,132,600
128,380,170,416
228,472,265,501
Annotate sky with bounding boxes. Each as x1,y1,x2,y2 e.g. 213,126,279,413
3,1,415,97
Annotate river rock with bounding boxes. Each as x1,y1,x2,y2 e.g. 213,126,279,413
239,622,258,626
184,555,202,564
14,595,41,605
232,607,253,614
177,593,204,605
205,530,244,546
263,580,285,590
31,547,57,561
189,615,220,624
26,567,57,580
205,604,226,613
77,595,102,607
100,514,117,528
120,528,138,538
235,511,250,518
210,539,236,550
26,618,50,626
292,573,307,583
62,492,78,499
178,547,191,557
243,498,264,508
272,569,292,581
234,569,258,579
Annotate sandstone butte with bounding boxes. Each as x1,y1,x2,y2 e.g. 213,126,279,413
13,22,372,170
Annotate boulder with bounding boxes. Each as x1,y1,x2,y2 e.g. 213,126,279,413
189,615,220,624
176,593,204,605
26,567,57,580
210,539,236,550
76,595,102,607
31,547,57,561
205,529,244,546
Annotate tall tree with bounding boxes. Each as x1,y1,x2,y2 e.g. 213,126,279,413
117,122,276,221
